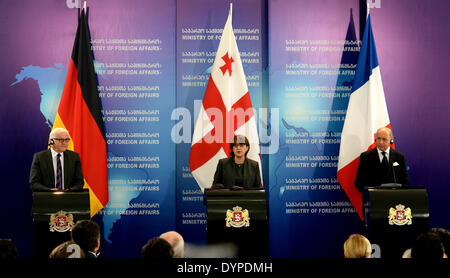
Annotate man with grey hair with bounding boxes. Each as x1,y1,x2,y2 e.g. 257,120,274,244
29,128,84,191
160,231,184,258
354,127,410,192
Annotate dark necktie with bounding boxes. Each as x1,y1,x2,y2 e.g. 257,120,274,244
56,153,62,190
381,151,389,176
381,151,388,163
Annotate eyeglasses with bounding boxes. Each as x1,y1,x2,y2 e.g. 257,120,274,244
54,138,71,143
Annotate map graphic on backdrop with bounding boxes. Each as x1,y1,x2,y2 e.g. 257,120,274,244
6,0,365,257
11,64,67,128
10,63,151,243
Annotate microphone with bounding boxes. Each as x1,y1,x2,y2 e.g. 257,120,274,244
381,157,402,188
211,183,225,189
392,163,397,184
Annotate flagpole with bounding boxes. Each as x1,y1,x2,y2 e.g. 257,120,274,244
366,1,370,19
229,3,233,24
83,1,87,12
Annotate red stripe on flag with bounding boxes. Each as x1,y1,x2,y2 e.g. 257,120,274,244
58,59,108,206
231,92,254,128
189,76,254,172
337,157,363,220
338,123,394,221
189,77,225,172
189,140,221,172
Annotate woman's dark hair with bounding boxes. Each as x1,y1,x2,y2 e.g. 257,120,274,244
229,135,250,157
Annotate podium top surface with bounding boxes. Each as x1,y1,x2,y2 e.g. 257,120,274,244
206,188,265,197
32,190,90,215
205,188,266,206
206,188,265,193
367,185,425,191
366,186,429,218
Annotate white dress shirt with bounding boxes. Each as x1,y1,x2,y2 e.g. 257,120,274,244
376,147,390,163
50,148,65,189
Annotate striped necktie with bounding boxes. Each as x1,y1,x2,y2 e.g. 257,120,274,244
56,153,62,190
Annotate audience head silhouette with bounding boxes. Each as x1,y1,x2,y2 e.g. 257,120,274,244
142,237,174,258
71,220,101,258
343,234,372,258
49,240,85,258
430,227,450,257
0,239,18,259
411,231,446,259
160,231,184,258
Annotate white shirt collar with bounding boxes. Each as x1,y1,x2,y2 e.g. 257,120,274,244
376,147,390,162
50,147,63,158
377,146,390,155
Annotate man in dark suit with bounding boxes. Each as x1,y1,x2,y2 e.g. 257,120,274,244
29,128,84,191
354,127,410,193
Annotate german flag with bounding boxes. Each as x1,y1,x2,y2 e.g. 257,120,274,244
52,8,108,217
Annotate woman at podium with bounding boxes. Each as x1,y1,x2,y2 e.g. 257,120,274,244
212,135,261,189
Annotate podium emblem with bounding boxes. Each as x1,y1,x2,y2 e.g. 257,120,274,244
49,210,75,232
226,206,250,228
388,204,412,226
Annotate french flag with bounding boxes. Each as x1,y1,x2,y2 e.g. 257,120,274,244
337,13,393,220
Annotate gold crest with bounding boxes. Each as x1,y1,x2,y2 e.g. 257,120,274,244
49,210,75,232
225,206,250,228
388,204,412,226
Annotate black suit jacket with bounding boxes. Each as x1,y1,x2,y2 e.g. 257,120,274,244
354,148,410,193
212,157,262,188
29,149,85,191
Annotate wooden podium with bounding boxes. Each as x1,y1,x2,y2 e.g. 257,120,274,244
32,190,90,258
364,186,429,258
205,188,268,257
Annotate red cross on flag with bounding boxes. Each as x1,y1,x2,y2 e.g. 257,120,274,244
189,4,262,191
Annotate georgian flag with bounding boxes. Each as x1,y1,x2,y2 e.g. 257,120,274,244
189,4,262,191
337,13,393,220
